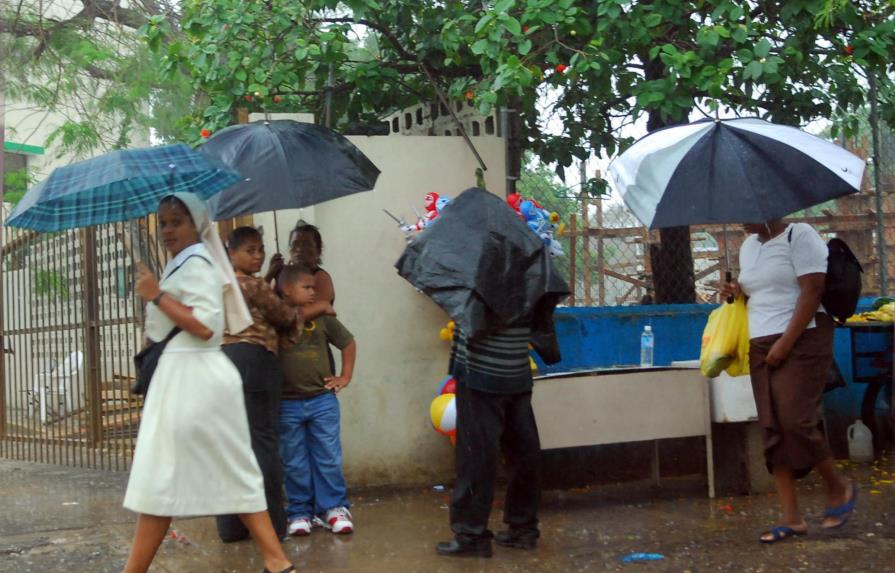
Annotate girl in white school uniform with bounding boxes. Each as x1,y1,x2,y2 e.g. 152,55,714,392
123,193,294,573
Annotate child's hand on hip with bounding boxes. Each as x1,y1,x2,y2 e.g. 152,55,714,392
324,375,351,393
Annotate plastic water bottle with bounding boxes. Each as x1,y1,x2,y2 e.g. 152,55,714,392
847,419,874,463
640,325,654,367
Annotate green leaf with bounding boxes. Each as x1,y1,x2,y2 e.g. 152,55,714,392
754,38,772,58
502,16,522,36
744,60,763,80
704,30,720,47
475,13,493,34
235,68,247,82
518,38,532,55
471,39,489,55
732,26,748,43
644,14,663,28
495,0,514,13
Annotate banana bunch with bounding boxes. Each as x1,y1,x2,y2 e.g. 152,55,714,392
847,302,895,323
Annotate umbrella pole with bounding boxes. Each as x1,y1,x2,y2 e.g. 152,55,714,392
273,210,281,253
723,224,734,304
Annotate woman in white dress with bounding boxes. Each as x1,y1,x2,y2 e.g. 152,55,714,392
123,193,294,573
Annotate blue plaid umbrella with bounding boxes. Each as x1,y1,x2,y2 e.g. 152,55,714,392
6,143,244,232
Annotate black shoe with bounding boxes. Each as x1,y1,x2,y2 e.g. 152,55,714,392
494,529,539,549
436,537,493,558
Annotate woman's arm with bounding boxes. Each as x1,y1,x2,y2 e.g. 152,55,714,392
245,279,302,329
766,272,825,367
136,262,214,341
301,270,337,320
315,269,335,304
264,253,285,284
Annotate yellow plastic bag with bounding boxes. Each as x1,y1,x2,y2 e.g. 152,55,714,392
726,308,751,377
700,296,749,378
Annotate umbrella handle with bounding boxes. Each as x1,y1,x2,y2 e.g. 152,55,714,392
273,210,280,254
725,270,735,304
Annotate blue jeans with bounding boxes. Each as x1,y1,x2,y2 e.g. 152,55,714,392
279,392,349,519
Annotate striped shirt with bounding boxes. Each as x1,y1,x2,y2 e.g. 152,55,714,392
450,326,533,394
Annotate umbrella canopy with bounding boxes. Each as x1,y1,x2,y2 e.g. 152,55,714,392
6,143,243,232
395,188,570,364
607,118,866,229
201,120,380,219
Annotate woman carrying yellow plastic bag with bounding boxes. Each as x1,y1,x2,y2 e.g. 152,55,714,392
700,296,750,378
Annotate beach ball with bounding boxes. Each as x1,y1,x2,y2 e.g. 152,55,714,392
436,375,456,396
430,393,456,436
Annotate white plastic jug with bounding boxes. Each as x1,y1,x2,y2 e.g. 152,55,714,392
847,419,874,463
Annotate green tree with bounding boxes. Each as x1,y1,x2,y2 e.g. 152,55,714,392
1,1,191,156
6,2,893,163
6,1,894,302
150,1,893,155
148,0,893,301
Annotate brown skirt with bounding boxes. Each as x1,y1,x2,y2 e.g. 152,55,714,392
749,313,834,478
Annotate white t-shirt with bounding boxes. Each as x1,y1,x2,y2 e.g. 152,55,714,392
738,223,828,339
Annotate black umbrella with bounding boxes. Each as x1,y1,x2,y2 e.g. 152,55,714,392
201,120,380,240
607,118,865,228
607,118,867,296
395,188,570,364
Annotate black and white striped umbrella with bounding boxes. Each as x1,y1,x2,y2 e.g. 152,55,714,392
607,118,866,229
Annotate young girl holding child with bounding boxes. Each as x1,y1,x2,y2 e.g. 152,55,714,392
217,226,302,542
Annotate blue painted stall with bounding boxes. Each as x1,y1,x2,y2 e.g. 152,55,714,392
537,298,889,422
536,303,715,373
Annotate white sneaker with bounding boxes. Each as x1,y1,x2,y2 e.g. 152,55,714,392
322,507,353,534
287,516,312,536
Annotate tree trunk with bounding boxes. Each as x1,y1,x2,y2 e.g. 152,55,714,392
505,97,524,197
646,105,696,303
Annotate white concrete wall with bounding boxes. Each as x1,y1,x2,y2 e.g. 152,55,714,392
261,135,506,485
4,99,507,484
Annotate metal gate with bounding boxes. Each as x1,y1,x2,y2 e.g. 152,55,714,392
0,221,165,470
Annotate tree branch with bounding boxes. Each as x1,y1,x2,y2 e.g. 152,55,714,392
1,0,151,42
314,17,417,62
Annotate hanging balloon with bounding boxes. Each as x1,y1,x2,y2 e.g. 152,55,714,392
430,393,457,436
436,375,456,396
441,378,457,395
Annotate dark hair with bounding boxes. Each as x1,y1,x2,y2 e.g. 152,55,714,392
276,264,316,295
158,195,194,224
227,226,262,251
289,223,323,266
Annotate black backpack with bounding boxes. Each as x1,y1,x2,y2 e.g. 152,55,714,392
789,227,863,325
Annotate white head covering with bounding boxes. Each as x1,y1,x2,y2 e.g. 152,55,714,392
169,192,252,334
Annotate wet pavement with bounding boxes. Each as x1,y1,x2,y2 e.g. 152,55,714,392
1,457,894,572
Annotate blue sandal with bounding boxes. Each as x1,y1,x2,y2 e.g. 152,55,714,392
760,525,807,544
822,482,858,529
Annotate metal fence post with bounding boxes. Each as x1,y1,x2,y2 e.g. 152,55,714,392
0,70,6,440
595,170,606,306
568,214,577,306
580,196,592,307
81,228,103,446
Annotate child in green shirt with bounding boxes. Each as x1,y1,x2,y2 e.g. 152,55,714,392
277,265,357,536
